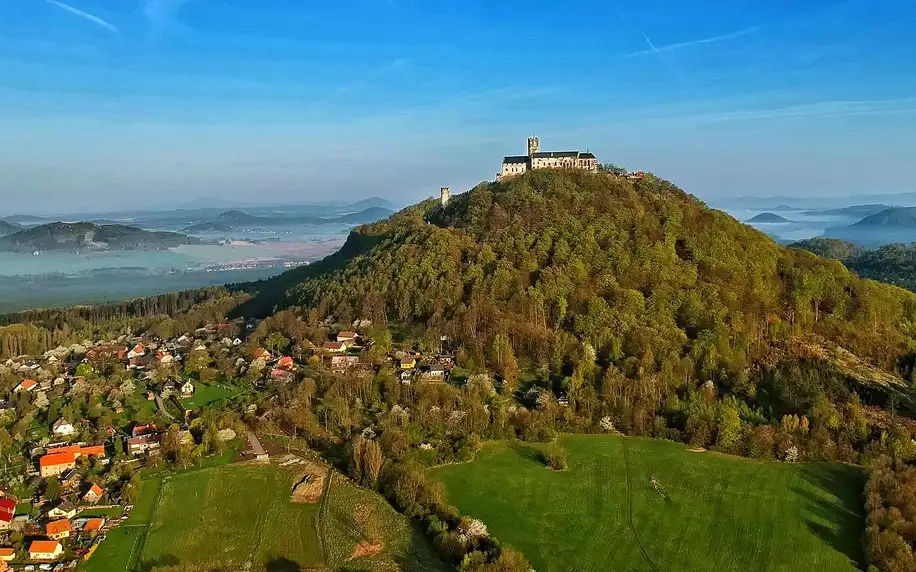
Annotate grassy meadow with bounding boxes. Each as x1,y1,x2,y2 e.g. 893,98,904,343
82,463,446,572
431,435,865,572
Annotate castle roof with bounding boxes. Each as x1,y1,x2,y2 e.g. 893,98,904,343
502,155,529,164
579,152,596,159
532,151,580,158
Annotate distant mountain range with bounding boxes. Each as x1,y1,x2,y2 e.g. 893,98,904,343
822,207,916,246
747,213,791,223
800,204,891,218
0,222,197,253
182,206,395,233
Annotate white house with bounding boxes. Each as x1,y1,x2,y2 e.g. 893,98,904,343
51,419,75,437
180,380,195,398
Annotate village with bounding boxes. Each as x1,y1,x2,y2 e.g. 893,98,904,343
0,318,457,569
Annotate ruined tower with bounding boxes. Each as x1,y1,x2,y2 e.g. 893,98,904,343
440,187,451,206
527,136,540,156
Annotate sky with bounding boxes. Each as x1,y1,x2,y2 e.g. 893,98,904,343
0,0,915,214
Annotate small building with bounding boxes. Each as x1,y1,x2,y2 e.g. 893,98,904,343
336,331,358,343
180,380,195,398
82,483,104,503
47,501,77,520
277,356,295,370
45,519,72,540
81,517,105,535
247,431,268,462
252,348,271,360
421,364,447,381
321,341,348,353
127,433,161,456
14,379,37,392
0,547,15,561
399,356,416,370
127,343,146,359
28,540,63,561
0,498,15,531
52,419,75,437
329,355,360,372
60,468,84,490
39,452,76,478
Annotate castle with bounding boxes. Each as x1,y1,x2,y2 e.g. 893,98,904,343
497,137,598,181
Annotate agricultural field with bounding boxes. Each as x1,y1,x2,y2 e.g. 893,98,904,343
82,462,446,572
431,435,865,572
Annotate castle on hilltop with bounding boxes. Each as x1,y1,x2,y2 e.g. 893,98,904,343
497,137,598,181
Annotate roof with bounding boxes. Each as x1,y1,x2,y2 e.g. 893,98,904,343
52,419,72,429
337,331,358,339
83,517,105,532
20,379,37,389
40,451,76,468
28,540,61,554
0,547,14,557
80,444,106,457
0,498,16,512
532,151,580,158
502,155,529,164
46,519,72,534
579,152,596,159
323,342,345,350
87,483,104,496
253,348,270,358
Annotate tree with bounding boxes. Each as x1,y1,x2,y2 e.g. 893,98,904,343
491,334,520,392
45,477,62,501
545,442,568,471
266,332,290,356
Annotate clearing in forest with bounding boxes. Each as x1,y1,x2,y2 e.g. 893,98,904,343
431,435,865,572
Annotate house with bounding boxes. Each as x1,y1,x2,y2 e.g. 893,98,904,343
127,433,161,456
132,424,157,438
14,379,37,392
399,370,413,384
247,431,268,462
60,469,84,490
322,341,347,353
270,369,295,383
252,348,271,360
82,483,104,503
127,343,146,359
81,517,105,535
52,419,75,437
180,380,195,398
329,355,360,372
156,352,174,365
421,364,447,381
39,452,76,478
0,547,15,562
277,356,295,370
45,519,72,540
336,331,358,343
0,498,16,531
28,540,63,561
47,501,77,520
399,356,416,370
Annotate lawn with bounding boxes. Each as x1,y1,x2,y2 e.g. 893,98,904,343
83,462,447,572
179,382,243,410
431,435,865,572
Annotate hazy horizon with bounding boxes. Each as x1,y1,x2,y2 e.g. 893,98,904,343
2,0,914,213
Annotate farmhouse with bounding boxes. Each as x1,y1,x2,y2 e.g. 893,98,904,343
28,540,63,561
52,419,75,437
0,498,16,531
82,483,104,503
322,341,348,353
45,519,72,540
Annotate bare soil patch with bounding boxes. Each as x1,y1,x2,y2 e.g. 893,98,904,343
349,541,383,560
290,461,329,504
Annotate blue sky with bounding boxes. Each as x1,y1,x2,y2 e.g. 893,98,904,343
1,0,915,213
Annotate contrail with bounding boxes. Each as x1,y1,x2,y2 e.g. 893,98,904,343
622,14,689,86
626,26,763,57
43,0,120,35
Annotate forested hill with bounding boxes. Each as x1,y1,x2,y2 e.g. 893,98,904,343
261,170,916,393
0,222,196,252
792,238,916,294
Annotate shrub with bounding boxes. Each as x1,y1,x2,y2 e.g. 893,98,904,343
545,442,568,471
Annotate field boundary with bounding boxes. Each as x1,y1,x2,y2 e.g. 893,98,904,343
316,470,334,564
621,438,660,572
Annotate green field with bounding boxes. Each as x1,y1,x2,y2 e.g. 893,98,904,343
83,463,446,572
180,382,243,410
431,435,865,572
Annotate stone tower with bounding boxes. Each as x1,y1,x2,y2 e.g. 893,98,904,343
440,187,451,206
527,136,540,156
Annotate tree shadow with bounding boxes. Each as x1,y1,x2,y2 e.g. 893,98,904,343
509,442,546,467
792,463,866,569
138,554,179,572
266,556,302,572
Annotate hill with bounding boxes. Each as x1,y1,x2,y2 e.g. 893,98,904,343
790,238,861,260
261,169,916,384
182,207,395,232
792,239,916,294
823,207,916,246
747,212,791,223
0,220,21,236
853,206,916,227
0,222,196,252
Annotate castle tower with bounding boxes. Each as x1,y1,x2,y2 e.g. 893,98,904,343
440,187,451,206
527,136,540,156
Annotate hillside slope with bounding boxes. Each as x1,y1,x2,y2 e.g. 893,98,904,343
0,222,196,252
263,170,916,391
